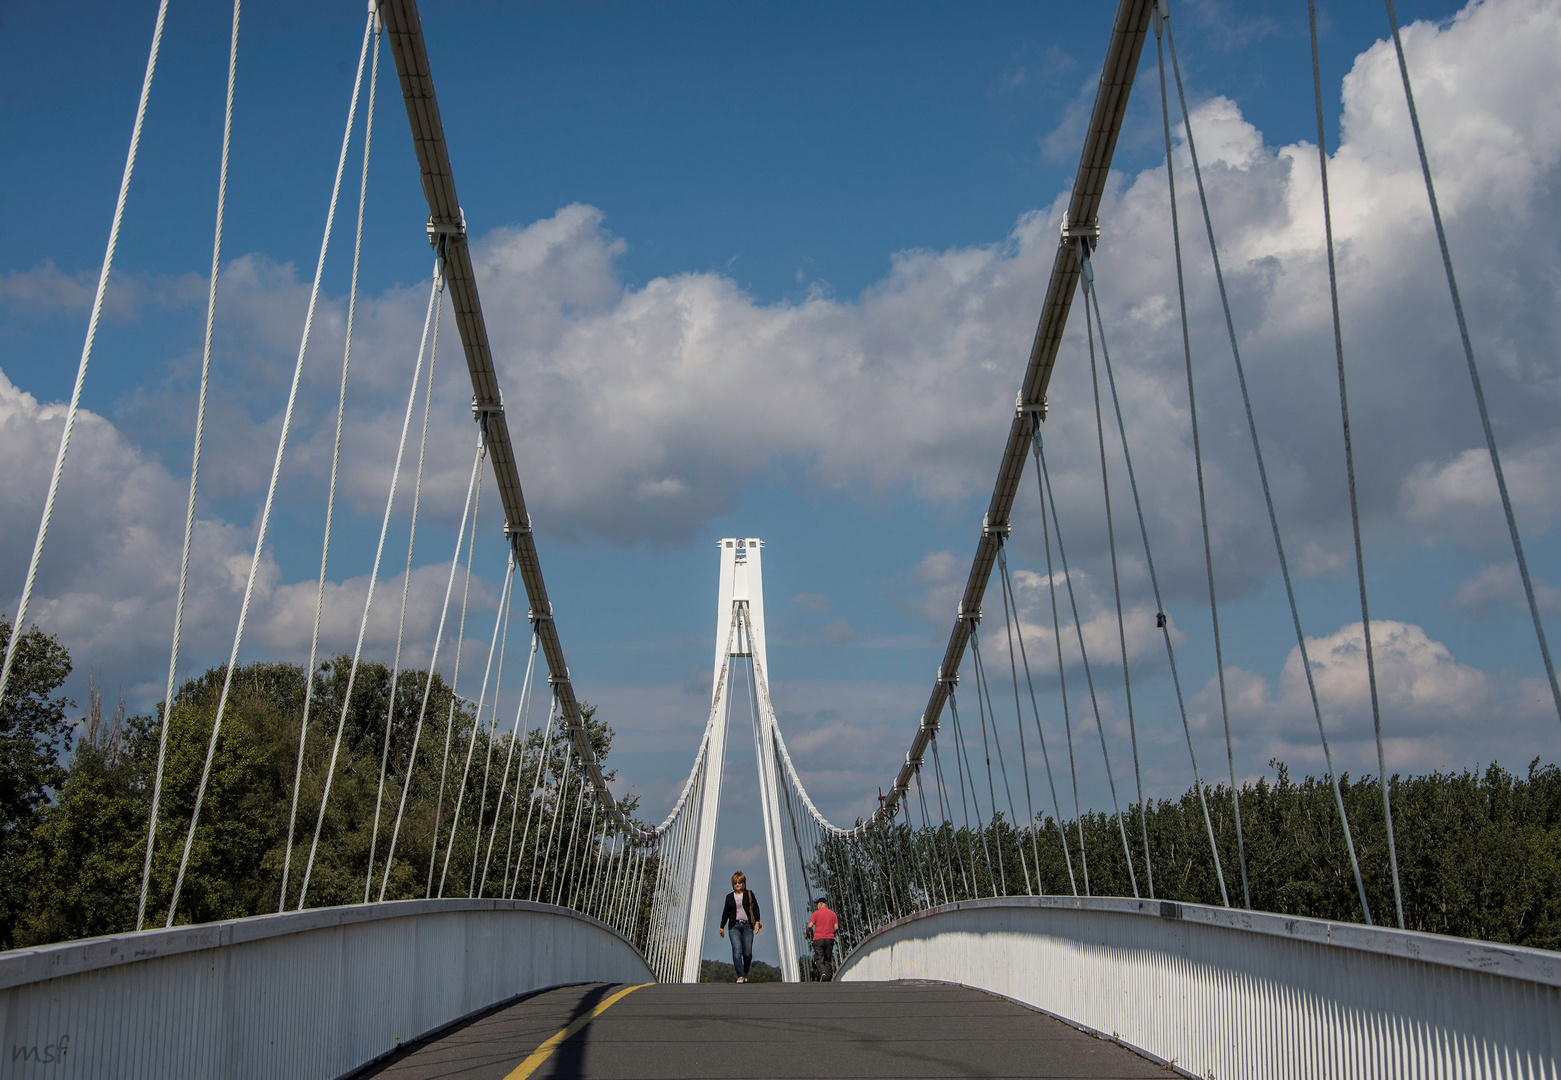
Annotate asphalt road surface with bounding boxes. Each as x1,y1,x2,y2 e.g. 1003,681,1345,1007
355,980,1176,1079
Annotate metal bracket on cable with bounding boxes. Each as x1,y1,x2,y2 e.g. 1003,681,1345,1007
1016,393,1049,424
427,208,467,247
982,514,1010,540
503,513,532,540
529,603,553,624
918,711,940,736
1060,211,1100,252
1075,236,1096,293
938,667,959,688
958,601,980,627
472,396,503,449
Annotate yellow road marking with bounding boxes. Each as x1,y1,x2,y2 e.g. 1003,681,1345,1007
503,982,653,1080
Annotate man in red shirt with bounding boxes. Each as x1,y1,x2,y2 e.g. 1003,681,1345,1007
806,896,838,981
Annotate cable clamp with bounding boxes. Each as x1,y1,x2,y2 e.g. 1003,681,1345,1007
958,601,980,626
1156,611,1167,629
472,396,504,423
982,514,1010,539
427,209,467,247
938,667,959,688
1015,394,1049,423
504,515,533,539
530,605,554,623
918,712,940,734
1060,211,1100,251
548,673,571,688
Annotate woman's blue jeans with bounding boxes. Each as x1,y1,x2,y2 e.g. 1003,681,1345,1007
728,922,754,978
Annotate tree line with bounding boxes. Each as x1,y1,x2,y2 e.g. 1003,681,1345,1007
810,755,1561,954
0,617,652,951
2,616,1557,956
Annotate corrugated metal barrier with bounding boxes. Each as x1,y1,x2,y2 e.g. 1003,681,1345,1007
0,899,654,1080
836,896,1561,1079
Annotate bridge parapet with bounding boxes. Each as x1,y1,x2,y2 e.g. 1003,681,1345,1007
0,899,653,1079
837,896,1560,1079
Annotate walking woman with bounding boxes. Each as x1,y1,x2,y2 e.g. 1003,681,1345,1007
717,871,763,982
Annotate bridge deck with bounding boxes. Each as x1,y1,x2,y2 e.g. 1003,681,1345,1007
355,980,1173,1079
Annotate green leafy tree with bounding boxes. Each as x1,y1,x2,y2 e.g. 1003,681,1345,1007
0,617,75,948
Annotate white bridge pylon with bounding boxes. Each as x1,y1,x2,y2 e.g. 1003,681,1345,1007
681,538,801,983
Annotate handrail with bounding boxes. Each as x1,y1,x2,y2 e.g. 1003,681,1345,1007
0,897,647,991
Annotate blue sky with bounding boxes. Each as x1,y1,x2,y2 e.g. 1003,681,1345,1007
4,0,1559,964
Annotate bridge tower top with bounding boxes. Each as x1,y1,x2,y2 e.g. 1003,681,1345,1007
713,538,768,688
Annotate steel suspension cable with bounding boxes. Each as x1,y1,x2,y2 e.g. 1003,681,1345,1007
914,766,950,904
569,797,600,911
1382,0,1561,732
437,556,514,897
1164,12,1371,922
898,797,931,911
280,18,378,914
480,631,539,896
1032,445,1090,894
297,243,442,911
1151,8,1248,908
552,748,589,906
776,744,817,916
599,824,624,917
468,579,518,897
602,828,626,928
499,638,544,898
0,0,169,715
930,735,971,898
534,725,573,903
140,0,237,933
879,822,905,918
589,830,618,918
594,829,619,919
1080,256,1154,899
173,14,375,926
427,440,485,897
627,834,648,936
379,436,486,901
895,789,928,909
1313,0,1404,927
514,694,559,900
970,630,1027,893
1086,273,1229,908
946,690,996,896
997,549,1078,896
994,556,1044,895
367,240,440,903
1033,427,1139,898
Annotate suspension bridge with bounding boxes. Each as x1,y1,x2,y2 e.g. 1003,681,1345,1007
1,0,1558,1077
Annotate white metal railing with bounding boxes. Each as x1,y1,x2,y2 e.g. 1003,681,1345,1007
836,896,1561,1079
0,899,653,1080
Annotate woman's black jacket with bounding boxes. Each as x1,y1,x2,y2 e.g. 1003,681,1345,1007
719,889,761,929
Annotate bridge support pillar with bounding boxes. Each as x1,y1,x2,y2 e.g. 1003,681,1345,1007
681,538,800,982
